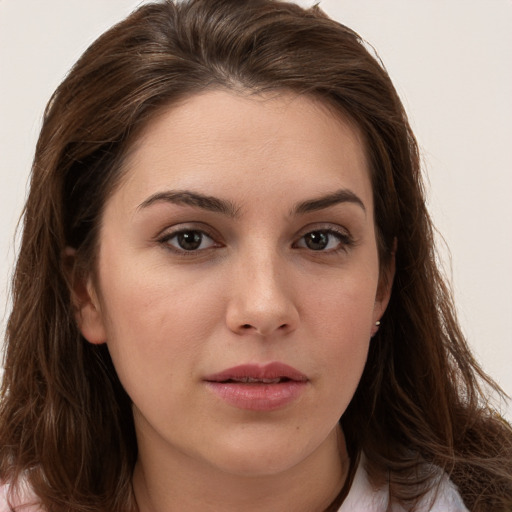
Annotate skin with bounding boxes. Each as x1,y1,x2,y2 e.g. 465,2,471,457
76,90,393,511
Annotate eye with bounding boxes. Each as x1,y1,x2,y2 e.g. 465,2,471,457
161,230,217,252
295,229,351,252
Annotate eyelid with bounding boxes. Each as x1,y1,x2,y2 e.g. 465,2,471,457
156,223,223,254
294,222,352,239
293,224,355,252
156,221,218,240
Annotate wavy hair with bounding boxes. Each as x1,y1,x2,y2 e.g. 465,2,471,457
1,1,511,510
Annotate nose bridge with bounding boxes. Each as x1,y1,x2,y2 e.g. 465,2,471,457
226,240,298,336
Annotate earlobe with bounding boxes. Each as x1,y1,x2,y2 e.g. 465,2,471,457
76,280,107,345
63,247,107,345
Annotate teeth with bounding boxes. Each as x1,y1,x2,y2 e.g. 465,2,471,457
231,377,282,383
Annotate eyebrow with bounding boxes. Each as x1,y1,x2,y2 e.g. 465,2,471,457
137,190,240,218
137,187,366,218
292,189,366,216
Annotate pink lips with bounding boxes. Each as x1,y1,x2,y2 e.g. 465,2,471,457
204,363,308,411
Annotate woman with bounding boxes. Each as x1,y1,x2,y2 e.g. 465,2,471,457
1,0,511,510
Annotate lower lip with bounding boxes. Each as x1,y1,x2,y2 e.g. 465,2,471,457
205,381,308,411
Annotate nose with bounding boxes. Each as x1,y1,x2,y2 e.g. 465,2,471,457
225,252,299,337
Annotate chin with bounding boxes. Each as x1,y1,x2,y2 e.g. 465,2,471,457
202,427,325,478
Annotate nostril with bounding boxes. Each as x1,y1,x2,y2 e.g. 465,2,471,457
242,324,252,330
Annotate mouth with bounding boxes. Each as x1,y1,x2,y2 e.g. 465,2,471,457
204,362,308,384
217,377,290,384
203,363,308,411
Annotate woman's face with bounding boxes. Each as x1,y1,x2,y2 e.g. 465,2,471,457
78,90,391,477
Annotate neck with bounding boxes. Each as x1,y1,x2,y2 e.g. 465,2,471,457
132,426,349,512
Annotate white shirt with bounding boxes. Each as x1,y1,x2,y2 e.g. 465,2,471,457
339,456,469,512
0,461,469,512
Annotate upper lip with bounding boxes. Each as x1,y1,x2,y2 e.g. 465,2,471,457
204,362,308,383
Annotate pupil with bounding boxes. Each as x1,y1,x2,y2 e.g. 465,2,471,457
177,231,202,250
305,231,328,250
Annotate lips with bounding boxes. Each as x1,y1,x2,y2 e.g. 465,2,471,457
204,363,308,411
222,377,283,384
205,362,307,383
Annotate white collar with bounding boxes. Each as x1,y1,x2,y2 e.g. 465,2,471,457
337,454,469,512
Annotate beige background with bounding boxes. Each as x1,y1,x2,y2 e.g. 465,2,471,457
1,0,511,419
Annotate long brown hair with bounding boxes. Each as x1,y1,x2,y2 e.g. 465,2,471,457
1,1,511,510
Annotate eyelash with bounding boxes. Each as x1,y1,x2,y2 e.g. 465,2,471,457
157,228,220,255
293,228,354,254
157,226,354,255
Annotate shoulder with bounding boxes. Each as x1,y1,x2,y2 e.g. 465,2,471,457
338,455,469,512
0,480,41,512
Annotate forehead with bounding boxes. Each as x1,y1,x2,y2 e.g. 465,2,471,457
115,89,372,214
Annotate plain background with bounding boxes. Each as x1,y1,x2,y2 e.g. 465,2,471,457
1,1,511,420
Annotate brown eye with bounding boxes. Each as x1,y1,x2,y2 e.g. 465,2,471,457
177,231,203,250
295,229,352,252
164,230,216,251
304,231,329,250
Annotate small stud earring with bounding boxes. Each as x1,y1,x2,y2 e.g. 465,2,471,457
371,320,381,339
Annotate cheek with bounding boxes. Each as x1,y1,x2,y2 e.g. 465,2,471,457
95,257,225,394
301,266,378,342
298,268,377,402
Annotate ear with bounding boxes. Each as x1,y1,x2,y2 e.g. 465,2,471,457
371,239,396,337
63,247,107,345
